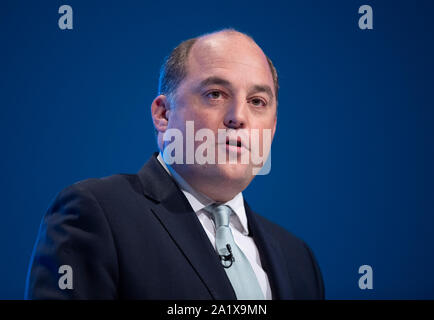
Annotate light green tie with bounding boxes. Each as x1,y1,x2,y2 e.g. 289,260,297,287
206,204,265,300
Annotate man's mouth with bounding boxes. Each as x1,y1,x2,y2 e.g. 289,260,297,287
224,136,249,155
226,137,242,148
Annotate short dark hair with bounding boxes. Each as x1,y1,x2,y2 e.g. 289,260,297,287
158,29,279,104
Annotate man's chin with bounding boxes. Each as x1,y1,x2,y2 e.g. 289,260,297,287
212,162,253,184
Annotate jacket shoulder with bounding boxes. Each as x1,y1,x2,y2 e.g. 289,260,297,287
46,173,146,226
67,173,142,198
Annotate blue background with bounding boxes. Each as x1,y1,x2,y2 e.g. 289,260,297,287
1,0,433,299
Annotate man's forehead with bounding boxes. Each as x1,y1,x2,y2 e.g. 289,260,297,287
190,32,266,65
195,30,256,49
186,33,273,84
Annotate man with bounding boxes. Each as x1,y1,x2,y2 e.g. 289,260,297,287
25,29,325,299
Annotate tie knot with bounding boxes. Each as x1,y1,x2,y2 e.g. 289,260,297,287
208,204,232,228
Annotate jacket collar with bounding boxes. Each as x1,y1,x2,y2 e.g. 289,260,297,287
156,152,249,235
137,153,294,299
137,153,237,299
244,201,295,299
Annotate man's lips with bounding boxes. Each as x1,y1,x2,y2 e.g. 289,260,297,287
226,137,241,147
223,137,250,151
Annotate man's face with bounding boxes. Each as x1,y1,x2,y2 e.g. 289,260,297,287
162,33,277,197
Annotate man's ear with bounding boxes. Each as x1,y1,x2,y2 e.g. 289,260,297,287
151,95,171,133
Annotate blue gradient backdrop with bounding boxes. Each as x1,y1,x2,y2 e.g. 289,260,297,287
1,0,433,299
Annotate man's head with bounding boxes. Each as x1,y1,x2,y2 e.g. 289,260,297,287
151,29,278,202
157,30,279,107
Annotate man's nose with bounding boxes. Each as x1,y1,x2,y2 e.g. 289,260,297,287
223,99,247,129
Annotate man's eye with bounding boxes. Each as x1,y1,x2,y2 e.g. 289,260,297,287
250,98,267,107
206,91,223,100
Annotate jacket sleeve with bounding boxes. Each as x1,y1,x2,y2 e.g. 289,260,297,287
25,182,119,299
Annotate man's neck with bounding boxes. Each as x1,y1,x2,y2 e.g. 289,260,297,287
157,152,240,203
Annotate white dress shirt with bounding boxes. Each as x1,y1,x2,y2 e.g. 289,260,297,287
157,153,272,299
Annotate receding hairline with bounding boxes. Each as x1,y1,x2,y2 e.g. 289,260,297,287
188,29,268,72
158,28,279,104
194,29,257,46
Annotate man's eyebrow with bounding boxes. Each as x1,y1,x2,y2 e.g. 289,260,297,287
198,76,275,101
248,84,274,101
198,76,233,89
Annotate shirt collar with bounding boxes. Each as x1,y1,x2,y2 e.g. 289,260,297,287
157,152,249,235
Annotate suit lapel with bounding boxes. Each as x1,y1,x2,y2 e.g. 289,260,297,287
244,201,295,299
137,153,236,299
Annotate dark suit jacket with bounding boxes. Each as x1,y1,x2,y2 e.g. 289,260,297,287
25,153,325,299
